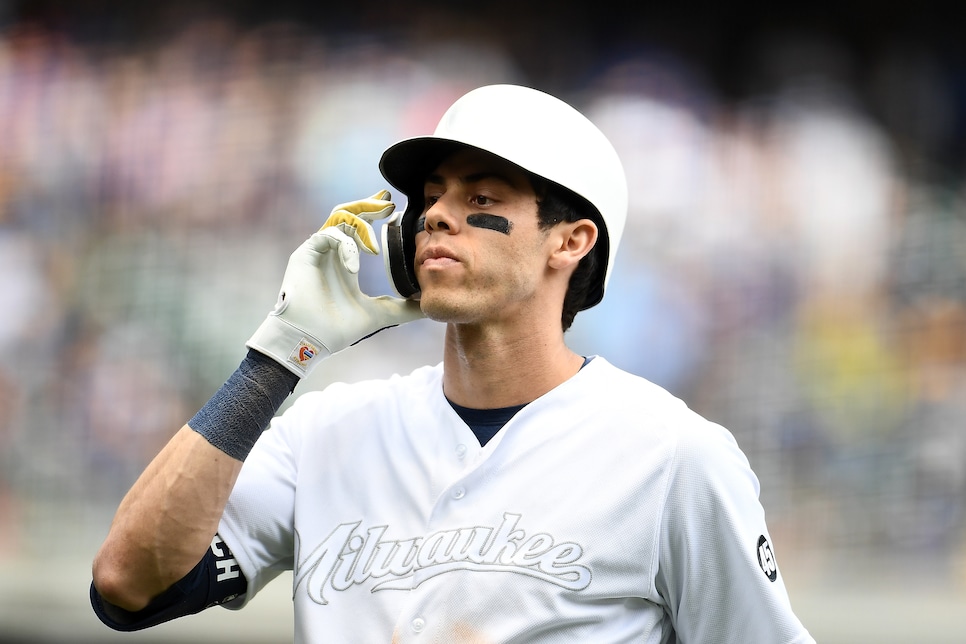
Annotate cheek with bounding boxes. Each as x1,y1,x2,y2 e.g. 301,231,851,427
482,236,547,290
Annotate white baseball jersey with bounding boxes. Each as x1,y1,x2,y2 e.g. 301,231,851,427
217,357,814,643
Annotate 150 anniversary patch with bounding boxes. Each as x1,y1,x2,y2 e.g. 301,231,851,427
757,535,778,582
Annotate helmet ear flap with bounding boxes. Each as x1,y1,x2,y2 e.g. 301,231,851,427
382,209,420,299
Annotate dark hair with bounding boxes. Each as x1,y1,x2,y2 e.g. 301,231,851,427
531,176,602,332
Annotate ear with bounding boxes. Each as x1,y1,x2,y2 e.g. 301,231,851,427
547,219,598,271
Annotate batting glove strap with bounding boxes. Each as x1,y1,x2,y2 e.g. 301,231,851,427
246,314,331,379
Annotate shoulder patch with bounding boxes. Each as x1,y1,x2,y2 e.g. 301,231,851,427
757,535,778,582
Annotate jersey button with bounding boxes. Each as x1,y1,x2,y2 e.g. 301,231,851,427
451,486,466,500
411,617,426,633
455,444,467,459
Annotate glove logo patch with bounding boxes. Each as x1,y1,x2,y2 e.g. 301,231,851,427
290,339,319,370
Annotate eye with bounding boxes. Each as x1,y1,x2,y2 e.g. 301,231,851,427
471,194,493,207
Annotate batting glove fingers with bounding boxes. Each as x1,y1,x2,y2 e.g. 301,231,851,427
321,190,395,255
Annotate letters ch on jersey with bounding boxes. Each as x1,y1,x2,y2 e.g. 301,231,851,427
211,535,241,583
294,512,591,604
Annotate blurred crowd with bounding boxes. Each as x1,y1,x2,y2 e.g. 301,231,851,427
1,13,965,580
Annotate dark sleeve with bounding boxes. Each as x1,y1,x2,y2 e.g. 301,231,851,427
90,534,248,632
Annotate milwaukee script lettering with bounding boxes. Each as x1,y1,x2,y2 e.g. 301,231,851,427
294,512,592,604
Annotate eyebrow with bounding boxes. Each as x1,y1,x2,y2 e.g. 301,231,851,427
423,171,520,189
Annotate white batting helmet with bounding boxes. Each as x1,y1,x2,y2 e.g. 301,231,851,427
379,84,628,311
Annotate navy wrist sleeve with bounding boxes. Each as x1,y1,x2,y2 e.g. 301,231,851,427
189,349,298,461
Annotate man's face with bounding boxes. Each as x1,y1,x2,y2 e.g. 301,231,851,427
413,148,555,326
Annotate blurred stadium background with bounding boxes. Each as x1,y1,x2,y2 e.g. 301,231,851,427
2,0,966,641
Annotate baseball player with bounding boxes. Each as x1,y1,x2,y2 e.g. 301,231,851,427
91,85,815,642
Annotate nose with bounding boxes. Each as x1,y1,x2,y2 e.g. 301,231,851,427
423,195,460,234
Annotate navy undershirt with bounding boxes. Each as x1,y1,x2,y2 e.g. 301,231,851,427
448,400,526,446
446,356,592,446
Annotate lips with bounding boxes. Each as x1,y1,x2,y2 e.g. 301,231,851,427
418,246,460,267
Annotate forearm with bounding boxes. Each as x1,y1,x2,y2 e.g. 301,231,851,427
92,427,242,611
92,350,298,611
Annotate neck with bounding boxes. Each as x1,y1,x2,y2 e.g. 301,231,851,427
441,318,583,409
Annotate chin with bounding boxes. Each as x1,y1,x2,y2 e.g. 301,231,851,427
418,292,478,324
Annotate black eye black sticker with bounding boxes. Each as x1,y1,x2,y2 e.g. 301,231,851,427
467,213,513,235
757,535,778,582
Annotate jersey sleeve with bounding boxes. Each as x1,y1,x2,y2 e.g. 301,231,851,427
655,415,815,643
216,394,313,606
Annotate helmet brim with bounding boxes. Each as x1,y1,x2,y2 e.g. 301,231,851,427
379,137,471,206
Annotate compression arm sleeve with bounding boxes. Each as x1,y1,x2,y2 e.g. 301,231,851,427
90,534,247,632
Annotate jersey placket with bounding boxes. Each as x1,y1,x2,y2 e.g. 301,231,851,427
390,413,499,640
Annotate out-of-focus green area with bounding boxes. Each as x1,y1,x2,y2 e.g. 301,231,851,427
1,2,966,641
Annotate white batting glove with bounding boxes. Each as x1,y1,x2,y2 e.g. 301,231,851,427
246,190,425,378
